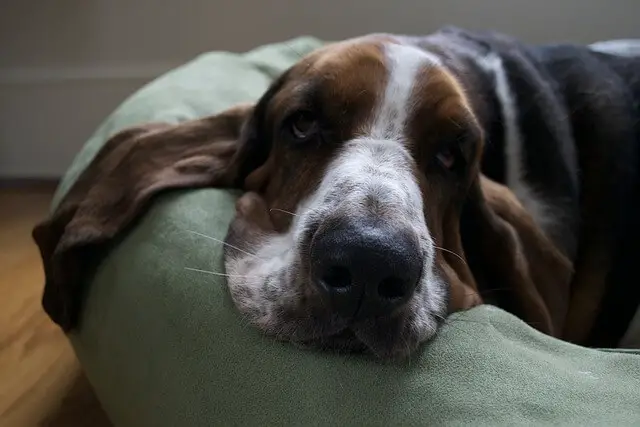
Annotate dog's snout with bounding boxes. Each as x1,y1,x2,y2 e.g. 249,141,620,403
310,219,423,318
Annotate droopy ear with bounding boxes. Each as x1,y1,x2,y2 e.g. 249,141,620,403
457,175,573,336
33,102,263,331
439,202,484,313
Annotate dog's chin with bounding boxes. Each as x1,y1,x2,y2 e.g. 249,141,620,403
297,329,368,354
353,314,437,360
295,312,438,361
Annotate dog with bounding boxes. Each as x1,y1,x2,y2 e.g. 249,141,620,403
33,27,640,359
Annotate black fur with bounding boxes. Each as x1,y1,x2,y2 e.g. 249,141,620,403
435,27,640,346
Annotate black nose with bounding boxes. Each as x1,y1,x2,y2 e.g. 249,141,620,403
310,219,423,318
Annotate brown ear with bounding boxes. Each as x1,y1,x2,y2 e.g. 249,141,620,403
439,204,483,313
457,175,573,336
33,103,260,331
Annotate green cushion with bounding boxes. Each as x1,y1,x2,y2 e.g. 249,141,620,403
59,37,640,426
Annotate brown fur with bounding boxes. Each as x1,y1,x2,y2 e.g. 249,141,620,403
253,40,390,231
32,36,585,353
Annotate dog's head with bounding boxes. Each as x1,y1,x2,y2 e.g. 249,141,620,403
216,36,490,359
34,33,573,356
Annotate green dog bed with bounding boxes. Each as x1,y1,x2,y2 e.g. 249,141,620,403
56,37,640,426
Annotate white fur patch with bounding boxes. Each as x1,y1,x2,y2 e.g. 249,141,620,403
589,39,640,57
299,139,445,317
369,43,441,141
476,53,554,231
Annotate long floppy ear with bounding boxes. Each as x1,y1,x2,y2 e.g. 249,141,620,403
32,103,263,331
457,175,573,336
439,203,484,313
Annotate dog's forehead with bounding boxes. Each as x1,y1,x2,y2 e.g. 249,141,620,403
286,37,469,140
303,36,390,70
295,36,440,97
286,38,391,115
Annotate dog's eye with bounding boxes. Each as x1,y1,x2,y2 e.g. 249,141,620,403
436,147,456,170
289,111,318,140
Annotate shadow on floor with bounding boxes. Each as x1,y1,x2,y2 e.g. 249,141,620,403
42,371,112,427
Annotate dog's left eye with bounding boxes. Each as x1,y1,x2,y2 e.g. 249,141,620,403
289,111,318,140
436,147,456,170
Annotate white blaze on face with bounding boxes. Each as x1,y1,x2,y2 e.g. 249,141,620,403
291,41,447,317
299,42,444,222
225,40,452,352
369,43,442,141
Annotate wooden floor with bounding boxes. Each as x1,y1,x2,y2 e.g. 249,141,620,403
0,187,111,427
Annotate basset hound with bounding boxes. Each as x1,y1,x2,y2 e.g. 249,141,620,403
33,27,640,359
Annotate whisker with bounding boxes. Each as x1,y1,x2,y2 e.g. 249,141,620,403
435,312,491,328
270,208,299,217
284,42,315,72
448,117,463,129
442,309,538,328
270,205,322,217
477,287,511,294
446,318,491,326
284,41,305,60
185,229,264,261
433,313,477,338
434,246,467,265
184,267,258,279
433,313,450,324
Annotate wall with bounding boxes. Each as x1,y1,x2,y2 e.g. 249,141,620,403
2,0,639,178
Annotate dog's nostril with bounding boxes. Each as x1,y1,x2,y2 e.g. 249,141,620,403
321,266,352,290
378,277,406,300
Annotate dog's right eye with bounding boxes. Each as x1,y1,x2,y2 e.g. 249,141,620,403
288,111,318,141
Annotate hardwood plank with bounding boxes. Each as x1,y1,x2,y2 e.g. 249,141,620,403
0,188,111,427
